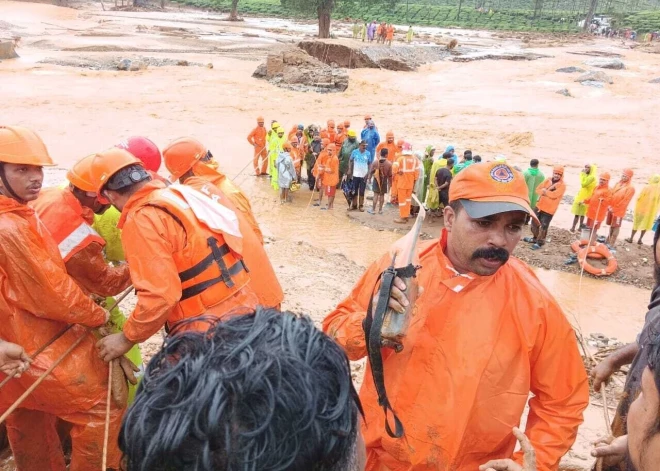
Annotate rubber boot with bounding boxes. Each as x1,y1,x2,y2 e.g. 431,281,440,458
359,196,365,212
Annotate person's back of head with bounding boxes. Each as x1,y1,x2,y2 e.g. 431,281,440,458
464,150,472,160
120,308,363,471
530,159,539,168
473,155,482,163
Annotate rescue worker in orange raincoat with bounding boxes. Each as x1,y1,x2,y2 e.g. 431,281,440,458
0,126,122,471
584,172,613,244
335,122,347,147
525,165,566,249
390,139,405,206
323,161,588,471
606,169,635,246
290,138,303,181
321,120,337,144
91,148,259,363
247,116,268,176
31,154,132,297
376,131,399,164
162,136,283,308
313,142,331,208
392,142,420,223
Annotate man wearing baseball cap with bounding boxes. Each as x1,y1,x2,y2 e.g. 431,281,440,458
324,162,588,471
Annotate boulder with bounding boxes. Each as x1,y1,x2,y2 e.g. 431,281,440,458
0,40,18,60
650,77,660,84
556,88,573,97
580,80,604,88
117,58,131,71
128,60,146,71
556,66,585,73
583,58,625,70
575,70,613,84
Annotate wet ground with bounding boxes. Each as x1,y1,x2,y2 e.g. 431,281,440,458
2,0,660,468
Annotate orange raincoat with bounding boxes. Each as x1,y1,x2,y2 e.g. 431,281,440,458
183,176,284,308
313,149,330,185
247,125,268,175
118,180,259,343
290,146,303,176
323,231,588,471
31,187,131,296
609,173,635,218
535,175,566,216
585,184,613,223
393,154,419,218
322,154,340,188
0,196,123,471
190,162,264,244
376,141,399,164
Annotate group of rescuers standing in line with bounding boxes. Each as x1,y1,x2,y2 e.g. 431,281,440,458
0,123,657,471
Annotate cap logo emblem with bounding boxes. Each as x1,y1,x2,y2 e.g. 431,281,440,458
490,164,514,183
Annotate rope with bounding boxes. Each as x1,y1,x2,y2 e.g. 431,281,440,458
0,328,90,425
0,285,133,390
102,360,113,471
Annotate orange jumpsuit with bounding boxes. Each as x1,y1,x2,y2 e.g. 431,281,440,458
323,231,589,471
335,131,347,147
290,147,303,177
609,181,635,220
392,154,420,218
376,141,399,164
31,187,131,296
320,128,337,143
585,185,613,224
118,180,260,343
184,176,284,308
191,162,264,244
0,196,123,471
247,125,268,175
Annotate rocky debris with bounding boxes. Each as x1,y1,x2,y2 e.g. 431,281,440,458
575,70,613,84
556,66,585,73
587,333,623,349
253,49,348,93
450,52,551,62
568,50,623,58
298,40,452,71
0,40,19,60
117,58,146,71
584,58,625,70
556,88,573,97
650,77,660,84
580,80,604,88
39,56,207,71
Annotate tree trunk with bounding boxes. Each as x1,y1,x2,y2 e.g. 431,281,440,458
456,0,463,19
317,0,333,39
583,0,598,31
533,0,544,17
229,0,239,20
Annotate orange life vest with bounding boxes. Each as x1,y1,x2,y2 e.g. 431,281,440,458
31,187,105,262
136,187,250,321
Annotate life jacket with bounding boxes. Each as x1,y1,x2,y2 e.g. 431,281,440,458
137,186,250,321
32,187,105,262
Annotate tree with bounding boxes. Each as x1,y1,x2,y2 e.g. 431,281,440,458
583,0,598,30
229,0,240,20
281,0,395,39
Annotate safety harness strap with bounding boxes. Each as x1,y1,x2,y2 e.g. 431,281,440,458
363,258,405,439
179,237,248,301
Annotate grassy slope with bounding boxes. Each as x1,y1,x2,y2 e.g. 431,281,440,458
173,0,660,33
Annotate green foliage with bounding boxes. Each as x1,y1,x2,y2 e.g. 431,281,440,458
171,0,660,32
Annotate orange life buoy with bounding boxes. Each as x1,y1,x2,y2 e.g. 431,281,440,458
578,244,617,276
571,239,605,259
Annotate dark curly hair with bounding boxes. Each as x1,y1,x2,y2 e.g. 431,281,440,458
119,307,363,471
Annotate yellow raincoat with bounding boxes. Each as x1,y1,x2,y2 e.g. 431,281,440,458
571,164,598,216
633,175,660,231
426,158,447,210
269,131,287,191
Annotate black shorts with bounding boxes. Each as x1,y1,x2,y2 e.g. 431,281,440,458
534,209,554,230
439,190,449,208
372,178,388,195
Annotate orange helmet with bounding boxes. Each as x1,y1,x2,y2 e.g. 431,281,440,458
90,148,143,194
257,116,265,123
326,143,336,152
67,154,98,192
386,131,394,139
327,120,335,129
344,120,350,128
162,137,207,182
115,136,161,173
322,138,330,148
337,123,345,130
282,142,292,152
0,126,55,166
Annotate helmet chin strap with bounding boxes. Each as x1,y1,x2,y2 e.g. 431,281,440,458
0,164,26,204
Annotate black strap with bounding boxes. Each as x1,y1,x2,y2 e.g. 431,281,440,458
179,237,248,301
0,164,25,204
363,256,405,439
178,243,230,282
